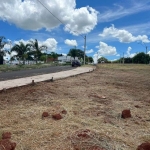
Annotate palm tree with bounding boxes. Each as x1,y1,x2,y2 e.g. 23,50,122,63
11,41,31,65
29,39,47,64
0,36,7,65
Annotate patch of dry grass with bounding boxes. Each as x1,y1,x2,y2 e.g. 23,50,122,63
0,64,150,149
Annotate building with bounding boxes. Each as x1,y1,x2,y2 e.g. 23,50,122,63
58,56,79,63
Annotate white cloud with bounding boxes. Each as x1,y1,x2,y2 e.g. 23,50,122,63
86,49,94,54
93,53,101,64
98,1,150,23
0,0,98,35
42,38,57,51
97,42,117,56
99,25,150,43
62,53,67,56
116,54,120,57
147,51,150,55
3,44,11,50
10,51,17,57
125,46,136,58
64,6,98,35
64,39,77,47
122,22,150,36
127,46,132,56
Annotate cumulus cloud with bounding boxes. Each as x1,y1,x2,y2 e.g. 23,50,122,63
97,42,117,56
116,54,120,57
86,49,94,54
93,53,100,64
125,46,136,58
147,51,150,55
99,24,150,43
64,39,77,47
62,53,67,56
127,47,132,56
42,38,58,51
0,0,98,35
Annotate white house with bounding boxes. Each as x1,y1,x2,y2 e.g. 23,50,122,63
58,56,79,63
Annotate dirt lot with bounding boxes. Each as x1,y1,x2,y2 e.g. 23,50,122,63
0,64,150,150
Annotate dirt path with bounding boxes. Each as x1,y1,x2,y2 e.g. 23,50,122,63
0,64,150,150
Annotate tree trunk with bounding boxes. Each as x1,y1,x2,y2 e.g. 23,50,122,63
0,55,3,65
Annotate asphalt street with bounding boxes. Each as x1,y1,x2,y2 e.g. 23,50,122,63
0,66,74,81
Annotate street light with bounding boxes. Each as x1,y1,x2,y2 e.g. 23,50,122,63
83,35,86,65
46,47,48,63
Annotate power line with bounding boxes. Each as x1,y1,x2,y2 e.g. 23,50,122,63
138,42,150,54
37,0,87,64
37,0,64,25
37,0,85,38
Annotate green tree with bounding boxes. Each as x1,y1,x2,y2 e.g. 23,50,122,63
29,39,47,64
40,55,46,62
88,56,94,63
98,57,108,63
11,41,31,64
68,49,85,60
133,52,150,64
51,52,58,60
124,57,133,63
0,36,7,65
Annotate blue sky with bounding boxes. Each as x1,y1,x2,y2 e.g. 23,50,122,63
1,0,150,62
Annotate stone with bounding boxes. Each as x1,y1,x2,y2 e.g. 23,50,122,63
62,110,67,114
42,112,49,118
0,139,16,150
135,105,141,108
2,132,11,139
89,146,105,150
77,129,91,139
52,114,62,120
121,109,131,119
137,142,150,150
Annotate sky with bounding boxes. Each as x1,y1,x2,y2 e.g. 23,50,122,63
1,0,150,62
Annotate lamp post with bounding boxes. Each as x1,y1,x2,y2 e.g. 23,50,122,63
83,35,86,65
46,47,47,63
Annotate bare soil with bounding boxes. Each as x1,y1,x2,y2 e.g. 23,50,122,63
0,64,150,150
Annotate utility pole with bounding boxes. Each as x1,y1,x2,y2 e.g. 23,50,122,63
97,52,98,64
146,46,147,54
123,52,124,64
46,47,47,63
83,35,86,65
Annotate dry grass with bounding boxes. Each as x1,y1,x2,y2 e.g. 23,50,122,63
0,64,150,150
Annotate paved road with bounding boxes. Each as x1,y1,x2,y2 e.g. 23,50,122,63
0,66,74,81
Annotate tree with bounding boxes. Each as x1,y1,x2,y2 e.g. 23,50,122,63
132,52,150,64
68,49,85,60
11,41,31,65
98,57,108,63
0,36,7,65
124,57,133,63
29,39,47,64
88,56,94,63
50,52,58,60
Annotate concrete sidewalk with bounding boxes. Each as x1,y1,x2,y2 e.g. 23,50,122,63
0,67,95,91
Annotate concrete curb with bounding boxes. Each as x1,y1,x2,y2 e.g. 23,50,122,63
0,67,96,91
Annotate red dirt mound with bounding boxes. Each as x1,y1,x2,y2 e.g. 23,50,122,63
137,142,150,150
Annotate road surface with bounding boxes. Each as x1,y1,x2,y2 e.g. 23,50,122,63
0,66,74,81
